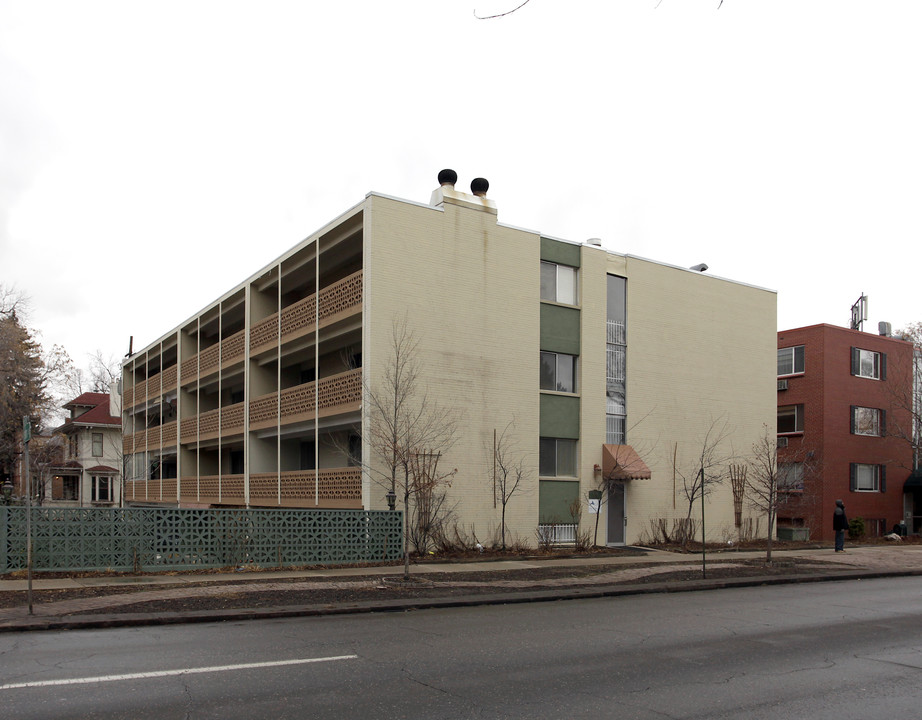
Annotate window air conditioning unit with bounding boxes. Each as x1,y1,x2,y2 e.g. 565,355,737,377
777,379,788,391
777,437,789,448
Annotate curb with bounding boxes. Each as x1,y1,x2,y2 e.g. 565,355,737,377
3,567,921,633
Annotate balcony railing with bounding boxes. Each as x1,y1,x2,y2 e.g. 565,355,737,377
250,270,362,356
179,402,246,443
169,468,361,508
249,368,362,431
124,364,179,409
122,420,178,454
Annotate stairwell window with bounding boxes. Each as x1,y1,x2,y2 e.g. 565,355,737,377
540,352,577,393
541,262,578,305
539,438,577,477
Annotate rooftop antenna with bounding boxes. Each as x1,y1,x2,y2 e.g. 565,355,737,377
850,294,868,331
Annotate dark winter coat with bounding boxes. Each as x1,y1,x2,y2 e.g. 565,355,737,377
833,506,849,531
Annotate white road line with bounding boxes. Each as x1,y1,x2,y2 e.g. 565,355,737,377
0,655,358,691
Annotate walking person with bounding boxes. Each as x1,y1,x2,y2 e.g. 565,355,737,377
833,499,849,552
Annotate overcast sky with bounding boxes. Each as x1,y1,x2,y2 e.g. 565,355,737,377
2,0,919,374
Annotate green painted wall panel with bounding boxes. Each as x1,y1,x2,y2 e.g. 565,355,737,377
539,480,580,523
541,237,581,267
540,304,580,354
540,394,580,438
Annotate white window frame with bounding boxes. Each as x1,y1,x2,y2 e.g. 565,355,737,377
540,261,578,305
540,351,577,393
92,432,104,457
92,475,112,502
777,346,805,376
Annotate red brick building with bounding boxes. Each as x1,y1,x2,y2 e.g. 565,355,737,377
777,324,915,542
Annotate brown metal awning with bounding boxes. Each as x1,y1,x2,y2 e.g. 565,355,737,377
602,444,652,480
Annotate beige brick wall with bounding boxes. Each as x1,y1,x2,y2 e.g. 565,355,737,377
362,195,777,548
363,195,543,547
619,256,777,544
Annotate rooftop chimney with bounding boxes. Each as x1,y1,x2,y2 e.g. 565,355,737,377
430,170,497,216
437,168,457,188
470,177,489,197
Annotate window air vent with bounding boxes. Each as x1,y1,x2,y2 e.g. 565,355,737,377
777,437,789,448
777,379,788,391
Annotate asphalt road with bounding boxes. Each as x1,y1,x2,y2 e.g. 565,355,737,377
2,575,922,719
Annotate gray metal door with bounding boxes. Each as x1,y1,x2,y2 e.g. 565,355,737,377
607,483,625,545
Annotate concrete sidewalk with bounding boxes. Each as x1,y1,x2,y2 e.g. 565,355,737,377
2,545,921,633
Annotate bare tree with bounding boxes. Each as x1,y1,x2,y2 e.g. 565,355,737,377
492,422,531,550
888,323,922,470
675,417,735,551
745,426,785,564
364,319,459,577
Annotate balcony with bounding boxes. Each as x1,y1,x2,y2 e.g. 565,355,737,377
250,270,362,356
180,328,247,388
174,468,361,508
180,402,246,444
122,420,178,454
124,364,179,409
249,368,361,432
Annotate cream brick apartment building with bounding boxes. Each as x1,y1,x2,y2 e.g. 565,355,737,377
121,171,777,546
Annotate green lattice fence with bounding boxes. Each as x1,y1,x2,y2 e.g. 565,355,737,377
0,507,403,573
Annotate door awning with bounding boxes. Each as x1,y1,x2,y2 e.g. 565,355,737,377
602,444,652,480
904,469,922,491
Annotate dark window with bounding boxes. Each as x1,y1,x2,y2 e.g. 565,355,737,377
777,405,804,434
229,451,244,475
539,438,577,477
540,352,577,393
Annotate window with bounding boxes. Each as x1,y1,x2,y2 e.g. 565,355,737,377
63,477,78,501
540,352,577,393
851,463,885,492
348,434,362,467
92,433,104,457
851,406,885,437
777,405,804,434
851,347,886,380
69,435,78,458
92,476,112,502
540,262,578,305
778,462,804,492
777,346,805,376
539,438,577,477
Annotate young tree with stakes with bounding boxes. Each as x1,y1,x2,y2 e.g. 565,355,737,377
363,319,459,578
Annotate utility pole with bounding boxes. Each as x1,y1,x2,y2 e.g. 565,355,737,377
699,466,707,580
22,416,33,614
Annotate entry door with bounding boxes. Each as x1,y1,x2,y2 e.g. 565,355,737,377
607,483,625,545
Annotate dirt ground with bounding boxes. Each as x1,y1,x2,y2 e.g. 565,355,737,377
0,542,852,616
